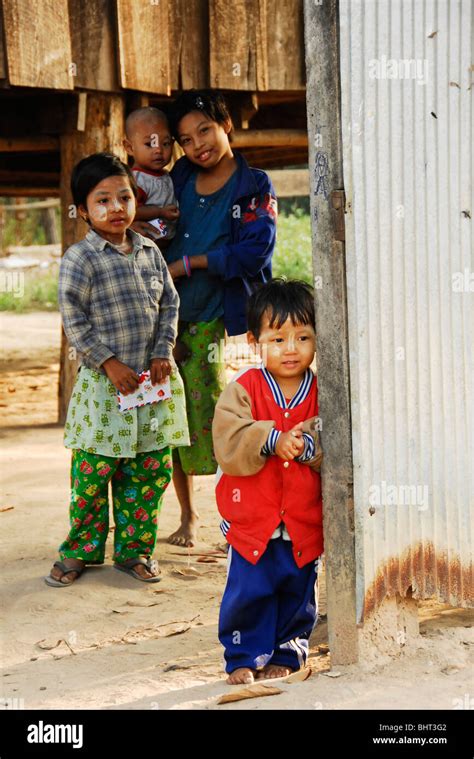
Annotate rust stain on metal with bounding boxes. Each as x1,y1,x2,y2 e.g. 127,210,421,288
363,541,473,620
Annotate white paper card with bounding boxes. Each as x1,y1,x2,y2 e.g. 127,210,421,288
117,371,171,412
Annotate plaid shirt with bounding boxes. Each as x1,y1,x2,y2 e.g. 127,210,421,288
59,228,179,372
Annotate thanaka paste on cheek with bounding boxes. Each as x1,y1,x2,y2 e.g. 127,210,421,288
89,205,108,222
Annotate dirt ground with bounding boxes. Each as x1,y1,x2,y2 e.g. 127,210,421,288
0,311,472,711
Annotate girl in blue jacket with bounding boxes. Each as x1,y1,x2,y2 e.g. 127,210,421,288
134,90,277,547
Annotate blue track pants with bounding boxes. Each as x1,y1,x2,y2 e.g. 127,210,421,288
219,537,320,674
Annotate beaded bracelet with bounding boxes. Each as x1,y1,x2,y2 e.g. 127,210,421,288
182,255,192,277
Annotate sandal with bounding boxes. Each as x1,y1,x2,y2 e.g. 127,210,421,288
113,557,161,583
44,560,85,587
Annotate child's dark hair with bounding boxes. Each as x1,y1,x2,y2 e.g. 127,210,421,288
247,278,315,339
169,89,233,141
71,152,138,210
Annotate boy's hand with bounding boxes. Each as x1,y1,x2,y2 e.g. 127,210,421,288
150,357,172,384
159,205,180,221
102,357,140,395
275,422,305,461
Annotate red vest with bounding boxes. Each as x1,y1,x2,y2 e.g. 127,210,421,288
216,369,323,568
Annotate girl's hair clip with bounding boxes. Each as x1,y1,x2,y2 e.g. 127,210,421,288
195,96,205,109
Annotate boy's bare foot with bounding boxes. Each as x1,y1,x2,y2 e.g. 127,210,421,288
167,512,199,547
256,664,293,679
226,668,256,685
48,558,85,585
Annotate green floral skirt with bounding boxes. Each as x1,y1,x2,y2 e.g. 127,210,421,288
173,317,226,475
64,365,190,458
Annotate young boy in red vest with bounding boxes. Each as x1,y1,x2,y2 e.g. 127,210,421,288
212,279,323,684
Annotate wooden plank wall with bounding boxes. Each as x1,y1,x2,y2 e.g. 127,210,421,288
209,0,265,90
169,0,209,90
209,0,304,90
116,0,170,94
0,4,6,79
1,0,305,93
68,0,119,92
266,0,305,89
2,0,74,89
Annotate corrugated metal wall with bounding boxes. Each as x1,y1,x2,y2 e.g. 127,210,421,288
339,0,473,621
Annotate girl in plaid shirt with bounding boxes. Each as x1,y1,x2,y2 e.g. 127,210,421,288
45,153,189,587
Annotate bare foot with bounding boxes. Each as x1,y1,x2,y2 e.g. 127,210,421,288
49,558,85,585
167,512,199,547
226,668,256,685
256,664,293,680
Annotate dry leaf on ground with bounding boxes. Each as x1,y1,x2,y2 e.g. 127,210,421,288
218,684,282,704
121,615,200,643
171,566,201,579
168,551,226,558
36,639,62,650
283,667,312,683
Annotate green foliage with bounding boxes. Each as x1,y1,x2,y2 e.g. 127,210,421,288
273,210,313,284
0,201,61,248
0,267,59,312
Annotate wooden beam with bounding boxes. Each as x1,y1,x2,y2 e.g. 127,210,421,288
231,129,308,148
58,93,127,424
0,170,59,184
0,186,59,197
0,136,59,152
242,153,308,170
1,199,59,211
256,91,307,105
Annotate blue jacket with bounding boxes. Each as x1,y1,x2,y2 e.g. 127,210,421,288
170,151,277,336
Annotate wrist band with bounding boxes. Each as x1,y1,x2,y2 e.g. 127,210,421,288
182,255,192,277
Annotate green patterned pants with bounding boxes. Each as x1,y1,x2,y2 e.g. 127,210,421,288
59,448,173,564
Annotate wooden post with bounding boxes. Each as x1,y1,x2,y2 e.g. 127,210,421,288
304,0,358,664
58,93,126,424
41,207,59,245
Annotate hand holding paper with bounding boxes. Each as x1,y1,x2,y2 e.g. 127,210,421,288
117,370,172,412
